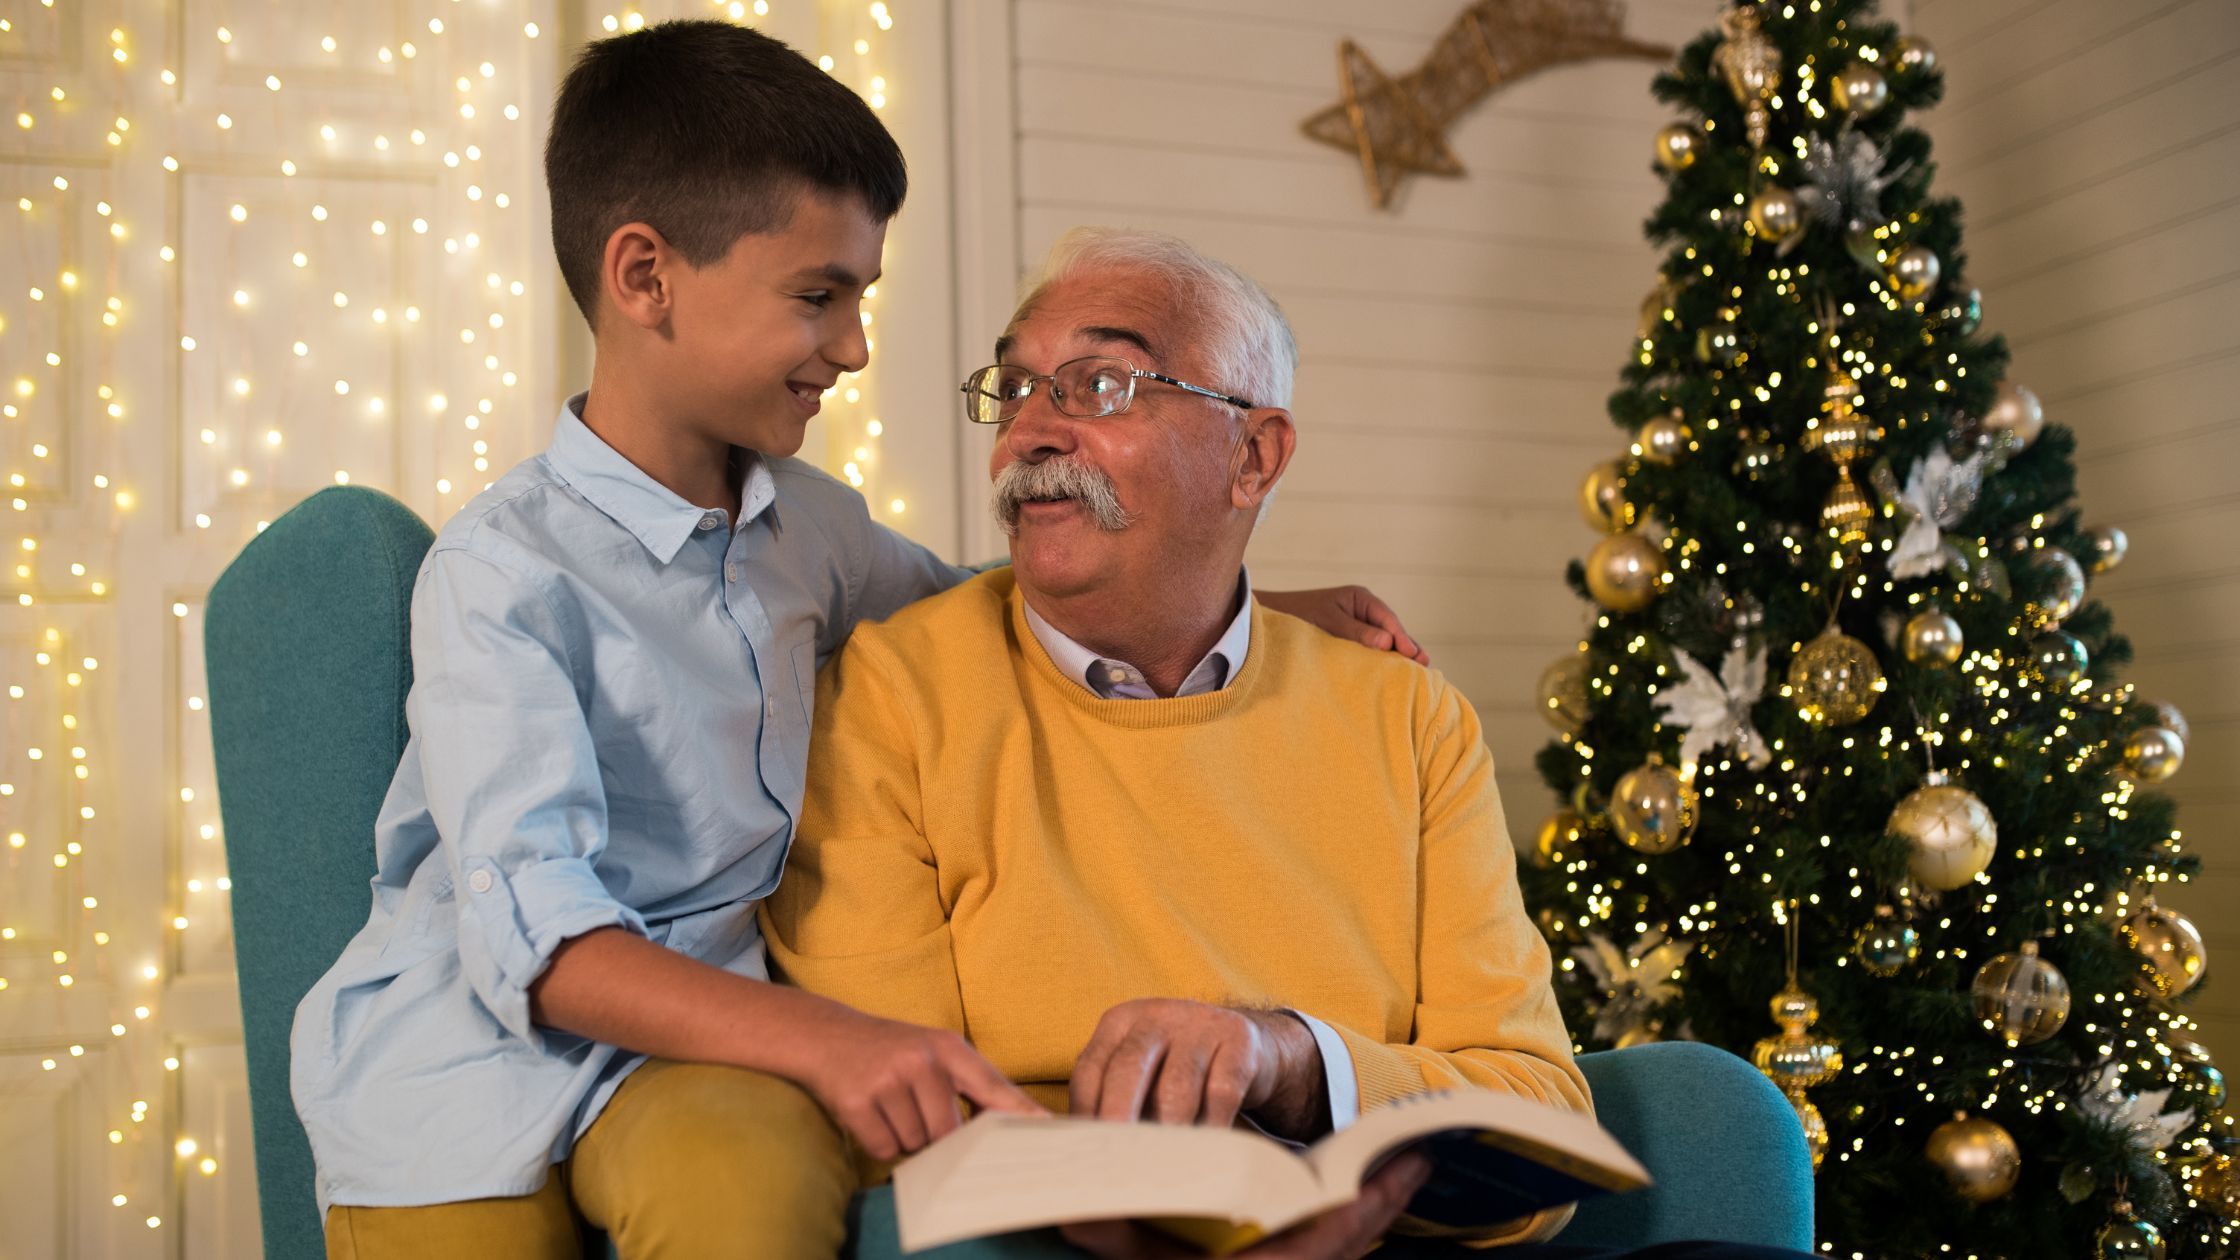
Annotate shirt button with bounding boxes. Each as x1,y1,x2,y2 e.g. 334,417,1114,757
1104,665,1129,685
766,700,778,718
725,562,739,583
697,514,720,531
467,869,494,894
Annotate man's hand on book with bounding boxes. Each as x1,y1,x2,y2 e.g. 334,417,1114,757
1057,1150,1435,1260
799,1009,1045,1161
1069,999,1327,1137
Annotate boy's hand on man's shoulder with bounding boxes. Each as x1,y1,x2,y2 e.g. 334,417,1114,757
792,1005,1045,1161
1255,586,1430,665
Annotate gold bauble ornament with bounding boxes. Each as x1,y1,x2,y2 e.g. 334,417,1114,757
1637,277,1678,341
1636,411,1692,465
1970,940,2071,1046
1787,627,1885,728
1892,772,1998,892
2146,700,2190,747
2085,524,2129,574
1820,469,1875,549
1654,122,1703,172
1830,61,1890,115
1894,35,1939,76
1748,187,1803,245
1751,983,1841,1171
1531,809,1586,871
1537,653,1591,735
2170,1033,2228,1110
2198,1152,2240,1221
1902,608,1965,667
1983,381,2045,450
1887,243,1942,301
1924,1112,2021,1202
2121,725,2185,783
1791,1094,1829,1170
2119,902,2206,998
1580,458,1632,534
1586,532,1666,613
2026,547,2087,626
2093,1203,2165,1260
1610,756,1695,855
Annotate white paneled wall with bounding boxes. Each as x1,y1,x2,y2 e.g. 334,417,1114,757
1912,0,2240,1067
954,0,1719,839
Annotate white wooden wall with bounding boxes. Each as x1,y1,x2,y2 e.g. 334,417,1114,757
949,0,1718,861
1911,0,2240,1067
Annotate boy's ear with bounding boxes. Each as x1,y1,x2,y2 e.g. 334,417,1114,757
601,221,675,331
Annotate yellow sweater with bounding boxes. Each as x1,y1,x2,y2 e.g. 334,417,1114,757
762,570,1590,1244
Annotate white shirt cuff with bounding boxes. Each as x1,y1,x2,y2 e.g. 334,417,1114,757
1287,1010,1360,1131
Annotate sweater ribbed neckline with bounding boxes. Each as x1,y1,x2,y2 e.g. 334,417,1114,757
1006,582,1266,729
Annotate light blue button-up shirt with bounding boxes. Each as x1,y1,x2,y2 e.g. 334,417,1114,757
291,396,969,1211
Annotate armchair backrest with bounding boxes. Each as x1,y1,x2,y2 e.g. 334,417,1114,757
205,486,434,1259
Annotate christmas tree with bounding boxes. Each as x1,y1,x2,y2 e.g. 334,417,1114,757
1519,2,2236,1255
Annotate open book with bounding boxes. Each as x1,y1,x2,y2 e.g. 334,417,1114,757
893,1089,1652,1254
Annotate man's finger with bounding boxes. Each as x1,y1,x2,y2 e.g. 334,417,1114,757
1199,1039,1251,1128
908,1064,962,1146
1356,593,1427,665
876,1087,932,1155
1098,1031,1169,1122
1150,1039,1211,1124
1060,1219,1198,1260
1252,1151,1431,1259
1071,1018,1125,1117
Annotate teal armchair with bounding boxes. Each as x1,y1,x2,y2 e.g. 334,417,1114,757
208,487,1815,1259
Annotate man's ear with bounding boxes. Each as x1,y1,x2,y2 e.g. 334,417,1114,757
1229,408,1297,511
601,221,676,332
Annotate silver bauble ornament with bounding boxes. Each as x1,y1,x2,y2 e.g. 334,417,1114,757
2027,630,2088,686
1748,187,1803,245
1888,243,1941,301
1831,61,1890,115
2146,701,2189,747
1537,653,1591,735
1902,608,1965,667
1654,122,1703,172
2026,547,2087,626
1931,286,1983,336
1924,1112,2021,1202
2170,1033,2227,1110
1892,772,1998,891
1983,381,2045,450
1611,757,1696,855
1695,311,1742,365
2121,725,2185,783
2094,1204,2164,1260
1970,940,2070,1046
1856,912,1920,976
1894,35,1938,76
1586,532,1666,613
1636,411,1692,465
2085,524,2128,574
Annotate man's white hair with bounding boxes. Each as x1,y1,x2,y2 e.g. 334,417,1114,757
1017,227,1298,412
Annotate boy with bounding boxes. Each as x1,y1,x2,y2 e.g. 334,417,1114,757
294,20,1423,1260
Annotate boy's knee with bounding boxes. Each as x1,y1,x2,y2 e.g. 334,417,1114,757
575,1060,854,1255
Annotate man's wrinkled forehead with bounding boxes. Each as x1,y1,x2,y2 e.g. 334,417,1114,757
995,271,1187,368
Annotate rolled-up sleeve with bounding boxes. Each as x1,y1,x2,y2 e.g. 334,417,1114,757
409,546,647,1047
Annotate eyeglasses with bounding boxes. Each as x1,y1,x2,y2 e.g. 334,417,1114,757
959,355,1255,425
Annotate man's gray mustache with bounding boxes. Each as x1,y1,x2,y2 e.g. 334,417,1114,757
991,457,1134,536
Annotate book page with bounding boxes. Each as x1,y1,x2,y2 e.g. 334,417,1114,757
894,1114,1332,1253
1305,1089,1651,1213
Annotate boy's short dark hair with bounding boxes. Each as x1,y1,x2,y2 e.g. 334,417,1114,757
545,20,907,324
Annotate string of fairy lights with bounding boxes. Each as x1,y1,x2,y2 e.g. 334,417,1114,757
2,0,904,1237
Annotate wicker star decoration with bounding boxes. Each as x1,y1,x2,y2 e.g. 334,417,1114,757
1301,0,1671,209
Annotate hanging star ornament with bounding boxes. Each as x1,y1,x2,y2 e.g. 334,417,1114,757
1885,445,1993,579
1653,638,1772,771
1301,0,1670,209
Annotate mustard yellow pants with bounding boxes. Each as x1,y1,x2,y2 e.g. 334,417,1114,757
324,1059,855,1260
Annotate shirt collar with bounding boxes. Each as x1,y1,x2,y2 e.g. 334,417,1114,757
1022,571,1254,700
544,393,777,564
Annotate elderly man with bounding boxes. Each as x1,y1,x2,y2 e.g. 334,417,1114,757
763,229,1810,1260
